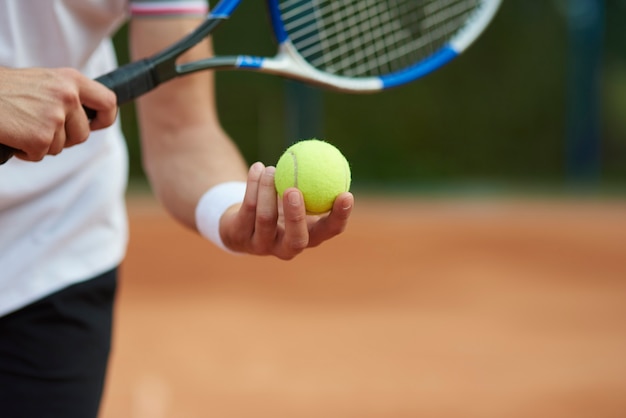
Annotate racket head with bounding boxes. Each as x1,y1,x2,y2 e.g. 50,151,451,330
257,0,502,92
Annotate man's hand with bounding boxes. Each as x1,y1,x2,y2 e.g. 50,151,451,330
219,162,354,260
0,67,117,161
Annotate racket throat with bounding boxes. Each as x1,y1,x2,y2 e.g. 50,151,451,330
250,43,383,93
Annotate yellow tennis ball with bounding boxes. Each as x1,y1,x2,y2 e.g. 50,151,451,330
275,139,351,214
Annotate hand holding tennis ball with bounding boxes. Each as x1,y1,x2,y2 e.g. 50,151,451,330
275,139,351,214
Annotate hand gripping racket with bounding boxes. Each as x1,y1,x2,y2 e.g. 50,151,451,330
0,0,501,164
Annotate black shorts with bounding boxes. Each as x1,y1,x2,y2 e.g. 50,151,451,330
0,268,117,418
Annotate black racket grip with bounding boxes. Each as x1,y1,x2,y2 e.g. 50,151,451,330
84,58,158,119
0,144,17,165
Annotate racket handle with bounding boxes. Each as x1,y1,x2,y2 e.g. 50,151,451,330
0,144,17,165
85,58,158,119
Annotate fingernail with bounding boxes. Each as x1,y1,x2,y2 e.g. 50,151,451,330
287,190,301,206
250,162,264,174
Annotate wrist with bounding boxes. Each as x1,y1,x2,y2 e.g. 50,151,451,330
195,181,247,253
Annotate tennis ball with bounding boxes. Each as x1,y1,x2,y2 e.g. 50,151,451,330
275,139,351,214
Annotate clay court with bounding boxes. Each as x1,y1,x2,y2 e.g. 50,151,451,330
100,193,626,418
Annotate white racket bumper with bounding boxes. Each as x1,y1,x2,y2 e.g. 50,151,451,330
450,0,502,52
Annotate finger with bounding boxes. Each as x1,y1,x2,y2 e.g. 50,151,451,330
64,107,91,148
252,166,279,252
230,162,264,246
26,126,64,160
78,78,118,130
47,126,66,156
308,192,354,248
89,106,118,131
279,188,309,258
12,137,50,162
10,148,29,162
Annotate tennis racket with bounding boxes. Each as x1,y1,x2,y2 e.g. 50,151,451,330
0,0,501,164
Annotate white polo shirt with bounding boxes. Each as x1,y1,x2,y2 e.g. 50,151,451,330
0,0,208,316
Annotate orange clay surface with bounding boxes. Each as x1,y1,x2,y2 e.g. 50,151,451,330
100,194,626,418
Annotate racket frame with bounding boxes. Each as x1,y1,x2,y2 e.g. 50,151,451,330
170,0,504,93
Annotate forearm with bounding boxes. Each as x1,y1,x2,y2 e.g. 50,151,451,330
131,17,247,231
138,111,247,231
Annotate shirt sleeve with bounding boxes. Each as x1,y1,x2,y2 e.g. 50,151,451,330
129,0,209,18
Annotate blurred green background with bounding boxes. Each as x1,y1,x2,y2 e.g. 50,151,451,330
115,0,626,193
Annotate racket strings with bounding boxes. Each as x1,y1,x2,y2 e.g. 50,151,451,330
278,0,481,77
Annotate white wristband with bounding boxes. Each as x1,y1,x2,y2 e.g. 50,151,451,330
195,181,247,253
